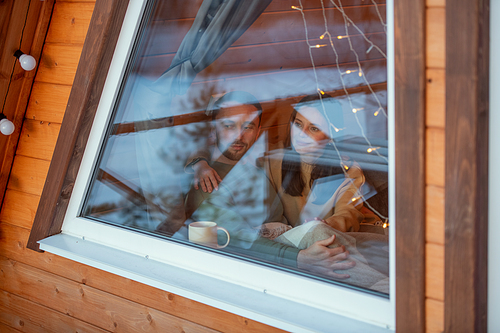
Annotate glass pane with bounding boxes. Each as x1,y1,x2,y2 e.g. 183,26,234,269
82,0,389,295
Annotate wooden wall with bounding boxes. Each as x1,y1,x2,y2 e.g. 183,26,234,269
0,0,445,332
425,0,445,331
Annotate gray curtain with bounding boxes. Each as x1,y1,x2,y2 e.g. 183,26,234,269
151,0,272,95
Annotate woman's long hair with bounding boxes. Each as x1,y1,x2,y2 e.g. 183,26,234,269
281,94,345,196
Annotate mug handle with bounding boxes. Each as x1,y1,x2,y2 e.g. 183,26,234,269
216,226,230,248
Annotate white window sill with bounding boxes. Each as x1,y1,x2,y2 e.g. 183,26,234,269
39,233,393,333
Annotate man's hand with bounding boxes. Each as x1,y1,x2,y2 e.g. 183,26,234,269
193,160,222,193
297,235,355,279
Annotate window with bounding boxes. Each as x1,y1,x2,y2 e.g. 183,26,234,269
29,0,427,330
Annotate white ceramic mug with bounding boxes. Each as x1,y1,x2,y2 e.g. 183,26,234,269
188,221,230,248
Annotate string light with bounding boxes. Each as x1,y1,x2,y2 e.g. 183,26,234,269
367,147,380,153
352,107,364,113
297,0,389,219
291,5,302,10
310,44,327,49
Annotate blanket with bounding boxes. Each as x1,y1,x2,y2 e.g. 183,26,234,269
270,221,389,293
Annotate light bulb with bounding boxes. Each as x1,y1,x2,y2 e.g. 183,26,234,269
0,115,14,135
14,50,36,71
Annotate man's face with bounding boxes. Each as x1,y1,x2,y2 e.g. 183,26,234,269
215,102,260,161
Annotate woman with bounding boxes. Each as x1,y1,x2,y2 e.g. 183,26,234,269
266,94,365,232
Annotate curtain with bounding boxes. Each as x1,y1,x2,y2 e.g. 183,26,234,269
150,0,272,96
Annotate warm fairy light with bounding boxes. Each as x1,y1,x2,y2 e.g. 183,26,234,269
344,69,358,75
320,33,326,39
374,110,380,116
352,107,364,113
358,71,363,77
311,44,326,48
318,89,325,95
337,35,347,39
383,222,388,229
291,5,302,10
367,147,380,153
351,198,356,202
344,165,349,170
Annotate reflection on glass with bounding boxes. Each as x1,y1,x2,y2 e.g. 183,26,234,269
82,0,389,295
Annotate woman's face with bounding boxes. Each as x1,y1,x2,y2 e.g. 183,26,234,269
291,105,331,155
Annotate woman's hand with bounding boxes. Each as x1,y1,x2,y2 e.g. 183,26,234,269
193,160,222,193
297,235,355,279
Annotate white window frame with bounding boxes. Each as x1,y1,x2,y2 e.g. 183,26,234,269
38,0,396,330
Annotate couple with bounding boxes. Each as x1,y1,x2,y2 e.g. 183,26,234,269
168,91,388,292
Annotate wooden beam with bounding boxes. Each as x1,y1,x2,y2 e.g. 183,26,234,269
28,0,130,251
445,0,489,331
394,0,426,331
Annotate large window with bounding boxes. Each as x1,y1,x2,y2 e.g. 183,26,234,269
80,0,390,294
29,0,425,330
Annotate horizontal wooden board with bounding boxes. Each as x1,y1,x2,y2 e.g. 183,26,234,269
142,5,386,56
426,7,445,69
0,189,39,230
426,0,445,7
7,156,50,196
45,2,94,44
0,289,108,333
35,44,83,85
16,119,61,161
156,59,388,116
0,256,222,333
25,82,71,123
137,33,387,82
0,322,22,333
0,223,284,333
425,185,444,245
57,0,95,2
151,0,386,21
425,299,444,333
426,68,445,128
425,127,445,187
425,243,444,301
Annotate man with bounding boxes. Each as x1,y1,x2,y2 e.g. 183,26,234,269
182,91,355,278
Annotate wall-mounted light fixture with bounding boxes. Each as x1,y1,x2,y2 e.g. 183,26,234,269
14,50,36,71
0,114,15,136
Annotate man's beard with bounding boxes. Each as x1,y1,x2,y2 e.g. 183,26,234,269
220,141,248,160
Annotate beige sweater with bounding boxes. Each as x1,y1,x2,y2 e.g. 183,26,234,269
266,151,365,232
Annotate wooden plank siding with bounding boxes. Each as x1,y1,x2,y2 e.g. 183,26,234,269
425,0,445,332
0,0,448,332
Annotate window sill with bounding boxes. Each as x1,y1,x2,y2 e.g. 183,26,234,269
39,233,393,332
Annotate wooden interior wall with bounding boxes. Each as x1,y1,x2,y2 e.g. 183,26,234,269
425,0,445,332
0,0,445,332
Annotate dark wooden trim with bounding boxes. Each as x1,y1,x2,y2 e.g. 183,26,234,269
445,0,490,331
27,0,130,251
394,0,426,331
27,0,428,330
